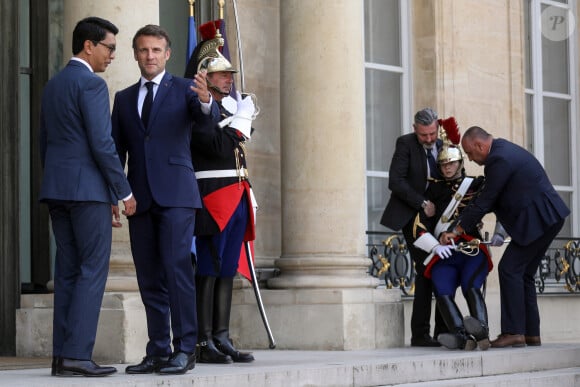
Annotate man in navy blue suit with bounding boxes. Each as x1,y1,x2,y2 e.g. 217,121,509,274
40,16,136,377
441,126,570,348
111,24,219,375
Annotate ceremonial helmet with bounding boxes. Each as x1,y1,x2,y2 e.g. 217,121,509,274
437,117,464,169
193,20,237,74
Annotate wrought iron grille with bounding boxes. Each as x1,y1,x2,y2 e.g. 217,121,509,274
367,232,580,296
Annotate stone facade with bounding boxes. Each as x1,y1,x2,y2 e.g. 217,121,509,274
15,0,580,362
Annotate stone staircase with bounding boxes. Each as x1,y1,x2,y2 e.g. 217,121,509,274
1,343,579,386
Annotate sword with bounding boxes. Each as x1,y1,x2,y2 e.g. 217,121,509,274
424,238,511,265
244,241,276,349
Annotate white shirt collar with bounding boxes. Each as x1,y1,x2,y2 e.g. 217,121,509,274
70,57,93,72
140,71,165,88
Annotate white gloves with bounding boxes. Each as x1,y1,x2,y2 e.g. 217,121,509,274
229,91,255,139
489,233,505,246
433,244,453,259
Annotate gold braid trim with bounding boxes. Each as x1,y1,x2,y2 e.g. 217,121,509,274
412,213,429,239
234,142,249,186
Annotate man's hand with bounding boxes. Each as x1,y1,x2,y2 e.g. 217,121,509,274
190,69,211,103
112,205,122,228
439,231,457,245
423,200,435,217
122,196,137,217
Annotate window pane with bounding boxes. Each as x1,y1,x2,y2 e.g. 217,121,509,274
365,68,401,171
364,0,400,66
543,97,570,186
367,176,389,232
541,5,569,93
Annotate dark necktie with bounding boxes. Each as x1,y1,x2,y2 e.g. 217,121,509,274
141,81,154,127
426,148,440,179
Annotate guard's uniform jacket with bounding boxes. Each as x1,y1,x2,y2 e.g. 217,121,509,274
190,102,255,241
412,175,493,278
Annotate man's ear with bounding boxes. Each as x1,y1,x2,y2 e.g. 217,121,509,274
83,39,94,55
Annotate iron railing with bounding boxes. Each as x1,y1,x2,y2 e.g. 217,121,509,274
367,231,580,295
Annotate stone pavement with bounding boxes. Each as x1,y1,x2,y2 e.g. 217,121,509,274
1,343,580,386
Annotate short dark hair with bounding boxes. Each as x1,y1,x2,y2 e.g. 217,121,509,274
72,17,118,55
132,25,172,50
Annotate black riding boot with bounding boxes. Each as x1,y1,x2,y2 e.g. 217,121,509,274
463,287,490,350
196,276,233,364
436,295,476,350
213,276,255,362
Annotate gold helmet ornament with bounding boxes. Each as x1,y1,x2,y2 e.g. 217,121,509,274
184,20,237,79
436,117,464,169
196,20,237,74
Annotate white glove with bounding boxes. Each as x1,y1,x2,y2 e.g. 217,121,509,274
489,233,505,247
229,91,255,139
433,244,453,259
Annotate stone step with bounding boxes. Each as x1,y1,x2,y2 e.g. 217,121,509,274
388,367,580,386
1,344,579,386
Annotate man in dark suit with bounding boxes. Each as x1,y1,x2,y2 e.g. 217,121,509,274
39,17,136,377
380,108,445,347
111,24,219,375
441,126,570,348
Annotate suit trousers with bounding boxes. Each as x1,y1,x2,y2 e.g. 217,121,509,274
498,218,564,336
402,221,447,338
129,203,198,356
48,200,112,360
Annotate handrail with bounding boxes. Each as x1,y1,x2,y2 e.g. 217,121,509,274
366,231,580,295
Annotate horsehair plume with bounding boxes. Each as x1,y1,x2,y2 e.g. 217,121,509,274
199,20,221,41
438,117,460,145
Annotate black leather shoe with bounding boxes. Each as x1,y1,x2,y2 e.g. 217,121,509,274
158,351,196,375
55,358,117,377
197,341,233,364
51,356,60,376
411,334,441,347
215,338,254,363
125,355,169,374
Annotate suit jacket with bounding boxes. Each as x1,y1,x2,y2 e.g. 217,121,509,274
39,60,131,203
456,138,570,246
380,133,443,230
111,72,218,213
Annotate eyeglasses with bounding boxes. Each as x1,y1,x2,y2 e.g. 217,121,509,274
94,41,116,55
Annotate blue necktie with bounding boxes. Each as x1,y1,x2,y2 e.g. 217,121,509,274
141,81,154,127
426,148,440,179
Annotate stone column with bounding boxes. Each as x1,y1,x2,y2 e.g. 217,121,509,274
251,0,403,350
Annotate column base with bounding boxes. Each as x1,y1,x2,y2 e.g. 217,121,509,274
16,292,147,363
230,287,404,350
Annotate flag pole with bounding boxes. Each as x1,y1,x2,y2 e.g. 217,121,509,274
186,0,197,66
218,0,224,19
